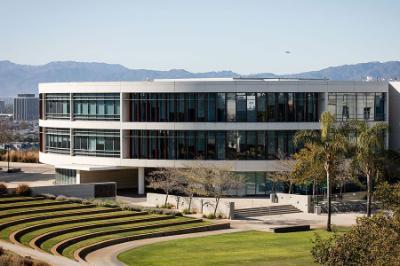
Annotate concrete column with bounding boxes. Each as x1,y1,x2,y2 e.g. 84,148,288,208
70,128,74,156
76,170,81,184
138,167,145,195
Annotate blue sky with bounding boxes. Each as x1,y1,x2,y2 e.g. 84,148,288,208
0,0,399,74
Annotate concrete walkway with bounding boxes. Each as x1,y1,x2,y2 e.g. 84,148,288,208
0,240,82,266
85,229,244,266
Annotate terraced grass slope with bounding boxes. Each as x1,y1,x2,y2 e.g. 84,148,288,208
0,196,229,262
118,230,348,266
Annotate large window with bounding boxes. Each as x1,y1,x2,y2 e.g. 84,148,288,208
55,168,76,185
130,130,297,160
45,128,70,154
45,94,70,119
73,93,120,120
328,92,386,121
129,92,319,123
73,129,120,157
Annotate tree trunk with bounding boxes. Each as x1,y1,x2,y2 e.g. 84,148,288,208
326,170,332,232
366,172,372,217
188,194,193,212
312,179,316,199
214,197,220,216
289,181,293,194
164,192,169,207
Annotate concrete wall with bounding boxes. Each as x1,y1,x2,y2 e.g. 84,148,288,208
275,193,313,213
27,182,116,198
146,192,234,218
80,169,137,189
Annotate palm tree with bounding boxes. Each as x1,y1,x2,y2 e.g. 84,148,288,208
294,112,347,231
351,121,388,217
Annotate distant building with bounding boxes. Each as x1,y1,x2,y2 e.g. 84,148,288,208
0,100,4,113
13,94,39,121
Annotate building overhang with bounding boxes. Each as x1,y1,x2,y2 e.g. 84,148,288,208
55,164,134,172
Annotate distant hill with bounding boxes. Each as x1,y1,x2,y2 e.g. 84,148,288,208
0,60,399,96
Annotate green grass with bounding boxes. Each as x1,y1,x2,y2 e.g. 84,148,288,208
21,213,157,246
0,199,58,208
0,196,213,262
0,210,140,240
0,203,80,216
42,216,195,253
118,229,347,266
0,206,110,225
62,220,207,259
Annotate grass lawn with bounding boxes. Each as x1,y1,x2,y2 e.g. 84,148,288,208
118,229,346,266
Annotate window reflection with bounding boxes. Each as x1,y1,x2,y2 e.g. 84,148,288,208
130,130,297,160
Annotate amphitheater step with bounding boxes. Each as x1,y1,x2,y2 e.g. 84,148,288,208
233,205,302,218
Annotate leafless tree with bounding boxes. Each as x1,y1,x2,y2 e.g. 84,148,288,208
147,168,182,207
197,165,246,216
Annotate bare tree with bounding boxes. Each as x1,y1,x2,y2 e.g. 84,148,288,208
178,165,204,213
197,165,246,216
147,168,182,207
0,121,14,144
269,159,297,194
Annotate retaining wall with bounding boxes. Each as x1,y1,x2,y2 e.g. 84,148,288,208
147,193,235,218
275,193,313,213
8,182,117,199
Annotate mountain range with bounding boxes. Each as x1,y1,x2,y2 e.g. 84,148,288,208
0,60,399,96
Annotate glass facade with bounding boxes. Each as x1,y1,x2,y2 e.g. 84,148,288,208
55,168,76,184
45,128,70,154
73,129,120,157
129,92,319,122
242,172,285,195
45,94,70,119
130,130,296,160
73,93,120,120
328,92,386,121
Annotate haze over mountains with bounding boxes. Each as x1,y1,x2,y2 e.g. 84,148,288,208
0,60,399,96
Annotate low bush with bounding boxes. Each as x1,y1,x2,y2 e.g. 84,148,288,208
206,213,216,219
0,249,49,266
0,183,7,196
182,208,192,214
217,212,225,219
161,203,174,209
55,195,67,201
15,184,31,196
0,150,39,163
41,193,56,200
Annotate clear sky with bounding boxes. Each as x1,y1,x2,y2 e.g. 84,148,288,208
0,0,399,74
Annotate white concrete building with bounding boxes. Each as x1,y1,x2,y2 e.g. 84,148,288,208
38,78,391,195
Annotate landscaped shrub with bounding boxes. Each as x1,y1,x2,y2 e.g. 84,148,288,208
0,249,49,266
41,193,56,200
15,184,31,196
161,203,174,209
0,183,7,196
55,195,68,201
0,150,39,163
182,208,192,214
217,213,225,219
206,213,216,219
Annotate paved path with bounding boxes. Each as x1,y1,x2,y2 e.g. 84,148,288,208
0,162,54,188
0,240,82,266
85,229,244,266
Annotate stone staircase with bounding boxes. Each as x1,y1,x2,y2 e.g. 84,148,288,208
233,204,302,219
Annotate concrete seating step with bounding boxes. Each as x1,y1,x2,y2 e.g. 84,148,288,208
233,204,302,218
